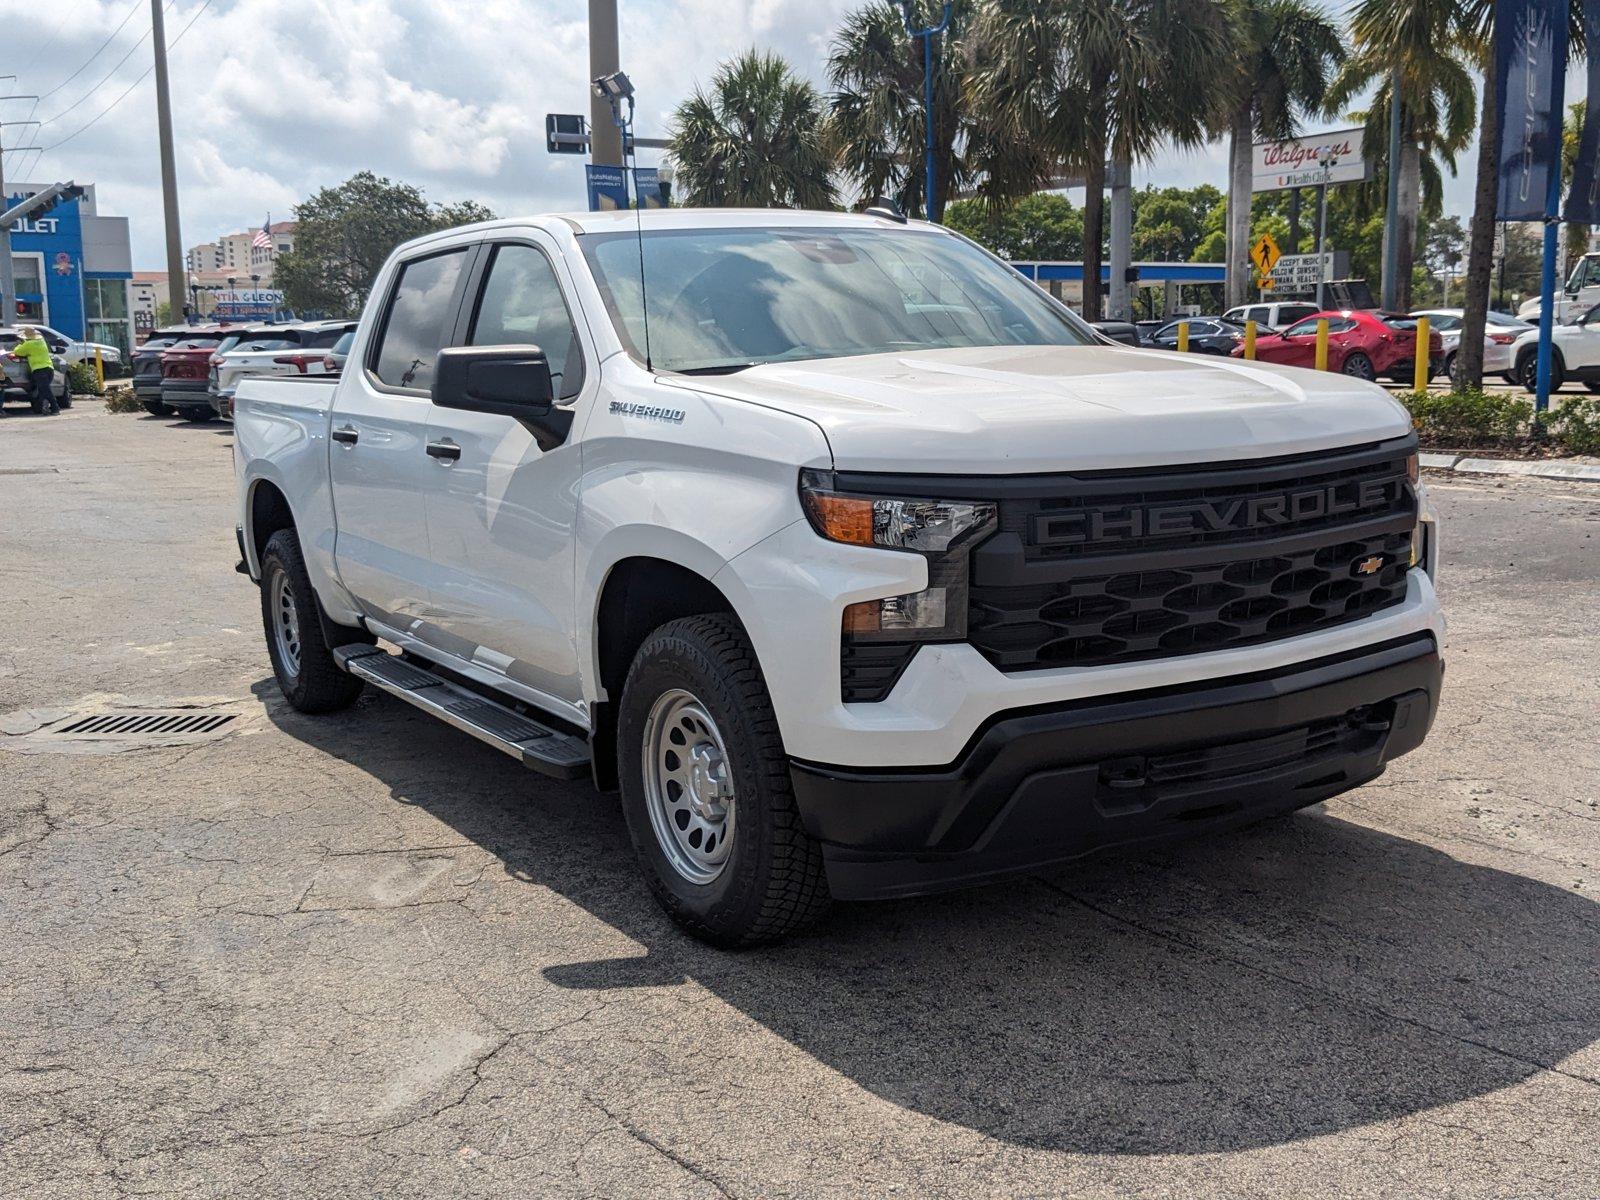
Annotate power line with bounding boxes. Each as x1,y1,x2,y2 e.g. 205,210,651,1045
34,0,212,159
39,6,172,129
34,0,147,103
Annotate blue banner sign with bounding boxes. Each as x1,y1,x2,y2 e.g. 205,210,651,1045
1494,0,1566,221
633,168,666,208
1564,1,1600,222
585,165,629,212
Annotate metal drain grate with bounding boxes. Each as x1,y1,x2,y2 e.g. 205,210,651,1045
52,711,238,738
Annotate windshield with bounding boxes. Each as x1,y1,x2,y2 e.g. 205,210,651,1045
580,225,1094,373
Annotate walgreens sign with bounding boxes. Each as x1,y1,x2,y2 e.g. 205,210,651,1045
1252,128,1370,192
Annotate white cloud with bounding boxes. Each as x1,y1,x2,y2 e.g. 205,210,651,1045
2,0,1568,271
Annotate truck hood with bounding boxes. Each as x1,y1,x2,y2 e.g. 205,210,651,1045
660,344,1413,473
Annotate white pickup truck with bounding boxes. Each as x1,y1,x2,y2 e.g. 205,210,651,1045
234,209,1443,946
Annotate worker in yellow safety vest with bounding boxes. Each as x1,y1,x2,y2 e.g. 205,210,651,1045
10,327,59,415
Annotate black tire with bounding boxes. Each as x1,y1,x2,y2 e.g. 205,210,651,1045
618,613,830,947
1517,352,1564,394
141,399,171,417
1586,381,1600,395
1442,352,1456,383
180,408,212,423
1341,351,1376,381
259,529,366,714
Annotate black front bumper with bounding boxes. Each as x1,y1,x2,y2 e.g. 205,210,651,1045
790,634,1441,900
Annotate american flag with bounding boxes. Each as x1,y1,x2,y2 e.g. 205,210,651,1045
251,221,272,252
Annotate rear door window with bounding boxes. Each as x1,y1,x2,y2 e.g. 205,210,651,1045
371,249,471,392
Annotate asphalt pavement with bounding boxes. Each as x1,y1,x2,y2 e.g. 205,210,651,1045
2,406,1597,1199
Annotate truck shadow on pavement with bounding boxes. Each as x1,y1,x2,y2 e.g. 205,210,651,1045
257,681,1600,1156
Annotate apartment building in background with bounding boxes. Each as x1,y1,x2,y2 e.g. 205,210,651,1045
184,221,296,285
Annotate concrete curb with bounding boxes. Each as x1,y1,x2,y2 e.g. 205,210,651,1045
1420,452,1600,482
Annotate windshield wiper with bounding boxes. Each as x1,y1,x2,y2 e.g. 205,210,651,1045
673,362,761,375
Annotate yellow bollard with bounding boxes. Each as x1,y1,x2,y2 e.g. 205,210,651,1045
1177,320,1190,352
94,347,105,389
1315,318,1330,371
1413,315,1430,393
1244,319,1257,360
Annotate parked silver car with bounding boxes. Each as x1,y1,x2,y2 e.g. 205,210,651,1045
0,327,71,413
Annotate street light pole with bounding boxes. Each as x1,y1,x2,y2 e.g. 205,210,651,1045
588,0,623,167
897,1,952,222
1315,157,1337,310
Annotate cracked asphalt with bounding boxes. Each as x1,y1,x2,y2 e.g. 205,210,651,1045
2,406,1597,1199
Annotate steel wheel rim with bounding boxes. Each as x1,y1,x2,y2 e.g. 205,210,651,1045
641,688,736,885
270,569,302,677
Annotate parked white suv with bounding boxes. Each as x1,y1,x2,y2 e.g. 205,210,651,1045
210,320,358,417
1508,302,1600,393
234,210,1444,946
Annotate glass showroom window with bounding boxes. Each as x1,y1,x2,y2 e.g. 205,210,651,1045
85,278,133,360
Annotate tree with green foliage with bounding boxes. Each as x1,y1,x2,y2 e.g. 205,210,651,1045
1325,0,1477,314
274,172,494,318
968,0,1232,321
1216,0,1344,307
1132,184,1225,262
945,192,1084,259
668,51,836,209
1565,101,1590,263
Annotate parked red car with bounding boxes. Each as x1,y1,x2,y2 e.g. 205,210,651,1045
1231,309,1443,383
159,335,235,423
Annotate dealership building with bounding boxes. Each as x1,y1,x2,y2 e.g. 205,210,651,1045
6,181,134,357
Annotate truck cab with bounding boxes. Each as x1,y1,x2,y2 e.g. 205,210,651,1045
234,210,1443,947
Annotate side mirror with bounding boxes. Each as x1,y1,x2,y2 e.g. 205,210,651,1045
432,344,571,450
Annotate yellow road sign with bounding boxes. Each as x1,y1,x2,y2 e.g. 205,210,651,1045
1250,232,1281,276
1256,274,1275,291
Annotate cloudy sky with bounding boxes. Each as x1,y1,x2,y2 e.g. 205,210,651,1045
0,0,1581,270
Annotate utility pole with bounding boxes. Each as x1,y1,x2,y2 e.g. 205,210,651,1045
0,77,38,325
588,0,623,167
151,0,187,319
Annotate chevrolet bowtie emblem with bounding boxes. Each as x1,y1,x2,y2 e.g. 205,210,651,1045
1354,554,1385,576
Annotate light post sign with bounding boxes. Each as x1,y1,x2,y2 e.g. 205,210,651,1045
1251,129,1370,192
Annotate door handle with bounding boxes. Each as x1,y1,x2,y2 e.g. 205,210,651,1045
331,425,359,445
426,439,461,462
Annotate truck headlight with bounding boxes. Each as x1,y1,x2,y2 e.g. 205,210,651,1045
799,470,996,554
800,471,998,698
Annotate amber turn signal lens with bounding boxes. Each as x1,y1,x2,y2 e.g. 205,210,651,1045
802,491,875,546
842,600,882,634
1406,452,1419,485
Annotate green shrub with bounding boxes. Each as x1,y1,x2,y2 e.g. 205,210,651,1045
1395,388,1533,449
67,361,105,397
1552,395,1600,456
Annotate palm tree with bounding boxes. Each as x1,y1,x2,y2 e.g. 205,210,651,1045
829,3,960,220
969,0,1231,321
667,51,838,209
1325,0,1477,314
1452,0,1585,388
1218,0,1345,309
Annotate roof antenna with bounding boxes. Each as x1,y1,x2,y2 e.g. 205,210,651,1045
594,71,652,371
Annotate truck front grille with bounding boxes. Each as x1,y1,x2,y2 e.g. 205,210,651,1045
966,438,1418,674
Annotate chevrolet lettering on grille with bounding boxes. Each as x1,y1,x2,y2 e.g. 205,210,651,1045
1032,478,1397,548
